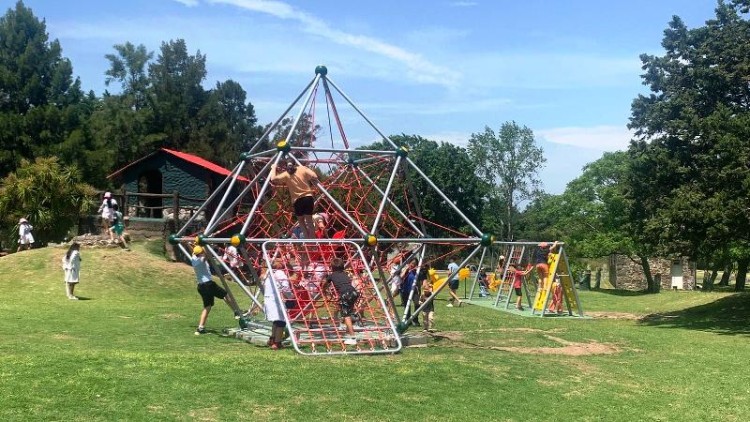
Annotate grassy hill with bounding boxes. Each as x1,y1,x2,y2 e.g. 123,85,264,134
1,242,749,421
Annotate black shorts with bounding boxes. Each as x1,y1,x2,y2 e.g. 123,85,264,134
448,279,459,291
197,281,227,307
293,195,315,216
514,287,523,296
339,290,360,317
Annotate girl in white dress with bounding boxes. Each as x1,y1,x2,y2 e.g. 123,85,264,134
17,218,34,251
62,243,82,300
97,192,118,242
264,259,292,350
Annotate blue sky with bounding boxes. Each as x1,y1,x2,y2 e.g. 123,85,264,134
11,0,720,193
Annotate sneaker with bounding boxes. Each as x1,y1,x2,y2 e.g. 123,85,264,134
194,327,206,335
343,337,357,346
516,306,524,311
234,311,242,320
446,303,454,308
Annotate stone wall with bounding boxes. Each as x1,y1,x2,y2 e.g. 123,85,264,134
609,254,696,291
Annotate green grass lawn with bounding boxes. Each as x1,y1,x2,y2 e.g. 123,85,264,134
1,243,749,421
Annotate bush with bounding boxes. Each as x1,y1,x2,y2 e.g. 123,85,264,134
0,157,97,247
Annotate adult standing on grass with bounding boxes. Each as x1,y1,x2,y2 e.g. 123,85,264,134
61,242,82,300
192,245,231,335
446,256,463,307
97,192,117,243
270,159,319,239
17,218,34,252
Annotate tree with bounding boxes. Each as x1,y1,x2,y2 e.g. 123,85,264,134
627,2,750,291
147,39,207,151
360,135,488,237
468,122,545,240
104,42,153,110
0,1,87,176
194,80,261,167
0,157,96,247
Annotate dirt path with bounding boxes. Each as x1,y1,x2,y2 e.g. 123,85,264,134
433,329,622,356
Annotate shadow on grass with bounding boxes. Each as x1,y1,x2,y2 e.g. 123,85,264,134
591,289,652,297
639,293,750,336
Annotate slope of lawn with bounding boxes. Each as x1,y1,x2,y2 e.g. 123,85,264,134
1,242,749,421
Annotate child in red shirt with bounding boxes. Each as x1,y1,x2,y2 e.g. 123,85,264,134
508,263,533,310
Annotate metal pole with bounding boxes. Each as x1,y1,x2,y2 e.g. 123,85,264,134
178,237,482,245
285,73,322,147
204,245,264,310
204,160,247,234
404,156,483,236
240,153,284,235
401,246,426,325
246,76,317,155
174,173,236,237
468,247,487,300
355,165,424,236
404,245,483,327
204,159,274,237
291,146,397,155
370,156,402,235
324,76,400,150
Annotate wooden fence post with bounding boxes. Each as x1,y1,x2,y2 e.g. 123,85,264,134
173,191,180,223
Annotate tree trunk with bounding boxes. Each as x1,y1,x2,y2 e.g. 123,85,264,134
735,258,748,292
702,261,722,291
718,262,733,286
506,200,513,241
640,255,658,293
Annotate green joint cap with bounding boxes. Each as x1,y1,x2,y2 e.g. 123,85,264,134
480,233,495,247
238,317,249,329
395,146,409,158
347,157,357,166
239,151,251,161
396,322,409,334
168,234,178,245
315,65,328,76
196,235,206,246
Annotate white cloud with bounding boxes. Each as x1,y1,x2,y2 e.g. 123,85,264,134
173,0,200,6
459,52,642,89
536,125,633,151
203,0,459,88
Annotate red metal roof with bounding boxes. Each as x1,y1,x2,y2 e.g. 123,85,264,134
108,148,249,182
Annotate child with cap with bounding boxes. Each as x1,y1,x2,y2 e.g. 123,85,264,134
17,218,34,252
97,192,118,242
